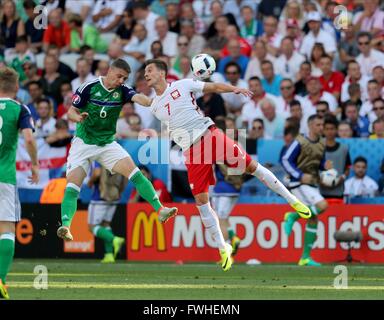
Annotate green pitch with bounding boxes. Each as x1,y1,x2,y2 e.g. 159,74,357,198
6,259,384,300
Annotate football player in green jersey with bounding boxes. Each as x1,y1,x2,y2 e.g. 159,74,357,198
57,59,178,242
0,67,39,299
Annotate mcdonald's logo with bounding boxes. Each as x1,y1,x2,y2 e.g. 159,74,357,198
131,211,166,251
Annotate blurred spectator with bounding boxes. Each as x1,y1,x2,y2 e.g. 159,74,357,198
133,72,157,130
166,2,180,34
353,0,384,38
275,37,305,80
257,0,286,19
300,11,337,60
130,165,172,203
40,0,66,14
150,0,176,17
115,8,137,46
372,98,384,120
180,18,206,57
321,1,341,42
373,65,384,94
221,62,248,115
223,0,257,26
56,81,73,118
35,98,56,138
45,118,73,148
320,115,351,201
220,24,251,58
0,0,25,49
260,60,283,96
338,24,360,67
310,42,326,77
180,2,205,35
301,77,338,116
241,76,279,129
315,101,330,118
23,0,44,54
319,55,345,101
259,97,285,139
154,17,178,57
204,1,237,40
41,54,70,105
116,109,142,139
80,45,100,74
217,39,249,79
259,15,283,57
278,0,305,35
171,35,190,75
26,80,53,120
294,61,312,96
240,5,263,46
344,102,370,138
285,18,303,51
21,61,41,88
341,60,369,103
92,0,125,33
5,35,35,83
247,118,264,155
132,0,160,40
204,15,228,60
359,80,383,123
345,84,363,113
67,13,108,54
344,156,378,198
370,118,384,139
124,23,152,63
157,54,179,82
71,57,95,92
244,40,275,81
197,87,226,120
289,99,307,135
338,121,354,138
46,45,77,80
43,8,71,54
356,32,384,77
65,0,94,25
95,60,110,77
147,40,164,60
276,79,304,119
177,55,194,79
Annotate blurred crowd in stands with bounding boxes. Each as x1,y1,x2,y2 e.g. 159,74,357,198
3,0,384,199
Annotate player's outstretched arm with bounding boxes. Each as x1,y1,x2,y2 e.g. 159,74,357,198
132,94,153,107
68,106,89,123
203,82,253,97
22,128,39,184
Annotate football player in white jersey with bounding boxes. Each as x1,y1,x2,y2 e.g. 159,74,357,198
143,59,312,271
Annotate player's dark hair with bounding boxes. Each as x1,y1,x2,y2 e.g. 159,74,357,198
0,67,19,93
284,124,300,137
354,156,367,165
145,59,168,76
324,114,339,128
111,58,131,74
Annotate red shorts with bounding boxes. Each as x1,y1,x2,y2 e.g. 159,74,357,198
184,126,252,196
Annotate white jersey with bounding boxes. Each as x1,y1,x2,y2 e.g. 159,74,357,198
150,79,214,151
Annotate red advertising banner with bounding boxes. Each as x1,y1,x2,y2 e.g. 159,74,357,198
126,204,384,263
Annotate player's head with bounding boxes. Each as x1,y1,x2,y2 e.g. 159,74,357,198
106,59,131,88
323,114,339,140
144,59,168,87
353,156,367,179
0,66,19,96
307,114,324,138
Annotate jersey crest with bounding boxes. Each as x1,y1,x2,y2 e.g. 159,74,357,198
170,89,181,100
72,94,81,105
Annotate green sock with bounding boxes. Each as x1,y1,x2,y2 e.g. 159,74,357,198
0,234,15,284
130,170,162,211
93,226,114,253
287,212,300,221
61,184,80,227
302,222,318,259
228,229,235,240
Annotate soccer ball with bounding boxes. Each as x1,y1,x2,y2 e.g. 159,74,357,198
320,169,339,187
190,53,216,80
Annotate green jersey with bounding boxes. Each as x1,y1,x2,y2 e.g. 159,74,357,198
72,77,137,146
0,98,34,185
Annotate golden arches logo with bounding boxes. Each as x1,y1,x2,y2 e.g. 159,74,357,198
131,211,166,251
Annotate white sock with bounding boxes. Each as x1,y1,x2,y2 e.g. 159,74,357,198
252,164,297,204
197,203,226,249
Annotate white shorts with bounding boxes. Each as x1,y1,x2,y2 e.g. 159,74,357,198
291,185,324,206
0,182,21,222
66,137,130,175
211,195,239,219
88,201,117,225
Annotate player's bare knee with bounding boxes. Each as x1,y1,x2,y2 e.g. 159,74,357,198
0,221,16,234
88,224,95,233
317,200,328,212
195,193,209,206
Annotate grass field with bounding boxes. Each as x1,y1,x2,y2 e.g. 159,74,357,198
6,259,384,300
